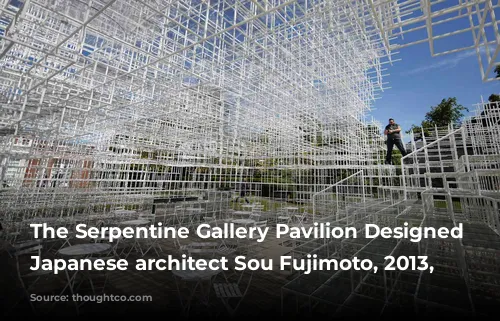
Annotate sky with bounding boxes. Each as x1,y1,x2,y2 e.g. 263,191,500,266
368,1,500,141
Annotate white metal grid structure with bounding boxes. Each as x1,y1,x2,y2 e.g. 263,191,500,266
0,0,495,209
0,0,497,134
0,0,389,136
0,0,500,317
385,0,500,82
0,0,398,212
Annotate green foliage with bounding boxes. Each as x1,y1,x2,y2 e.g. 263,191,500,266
378,149,402,165
406,123,432,137
424,97,468,127
488,94,500,102
406,97,468,134
315,133,324,146
391,149,402,166
476,94,500,123
495,65,500,78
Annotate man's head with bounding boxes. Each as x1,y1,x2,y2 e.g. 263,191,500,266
389,118,395,125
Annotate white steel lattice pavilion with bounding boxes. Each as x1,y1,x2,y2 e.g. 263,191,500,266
0,0,500,318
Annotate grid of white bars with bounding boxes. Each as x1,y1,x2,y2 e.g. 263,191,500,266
0,0,500,316
0,0,497,210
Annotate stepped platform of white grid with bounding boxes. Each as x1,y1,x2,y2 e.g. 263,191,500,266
0,0,499,317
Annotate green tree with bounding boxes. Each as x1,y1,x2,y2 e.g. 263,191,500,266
406,97,468,135
495,65,500,78
406,121,432,137
476,94,500,126
424,97,468,127
488,94,500,102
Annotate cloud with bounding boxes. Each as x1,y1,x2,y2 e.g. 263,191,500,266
401,47,485,75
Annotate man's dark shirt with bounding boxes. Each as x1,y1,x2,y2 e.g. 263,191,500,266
385,123,401,139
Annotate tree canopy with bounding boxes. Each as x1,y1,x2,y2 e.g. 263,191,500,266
476,94,500,126
406,97,468,135
488,94,500,102
424,97,468,127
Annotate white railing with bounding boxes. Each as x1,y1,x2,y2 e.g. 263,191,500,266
312,170,365,222
400,126,467,200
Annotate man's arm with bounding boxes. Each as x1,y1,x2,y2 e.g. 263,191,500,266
386,125,402,135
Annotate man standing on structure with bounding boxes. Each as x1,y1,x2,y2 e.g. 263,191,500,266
384,118,408,165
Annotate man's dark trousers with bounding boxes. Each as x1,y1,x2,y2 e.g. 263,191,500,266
386,138,407,164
